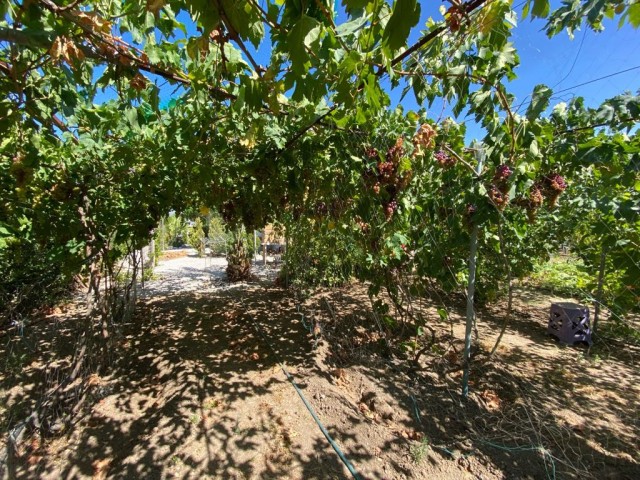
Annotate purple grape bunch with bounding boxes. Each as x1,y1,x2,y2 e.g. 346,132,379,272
494,164,513,182
435,150,455,168
548,173,567,192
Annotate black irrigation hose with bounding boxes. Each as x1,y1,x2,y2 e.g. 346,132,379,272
245,307,363,480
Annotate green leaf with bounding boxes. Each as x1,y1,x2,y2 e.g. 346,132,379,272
382,0,421,52
531,0,550,19
342,0,370,13
526,84,552,120
288,15,321,74
529,138,540,157
336,10,369,37
188,0,220,33
627,3,640,28
364,74,381,109
125,108,139,129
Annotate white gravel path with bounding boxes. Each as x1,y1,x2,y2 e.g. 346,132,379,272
142,250,281,296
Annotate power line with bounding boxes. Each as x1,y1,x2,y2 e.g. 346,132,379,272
550,28,587,90
552,64,640,96
517,64,640,113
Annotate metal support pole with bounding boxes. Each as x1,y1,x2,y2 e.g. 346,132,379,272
462,145,484,398
593,248,606,334
253,230,257,263
263,228,267,266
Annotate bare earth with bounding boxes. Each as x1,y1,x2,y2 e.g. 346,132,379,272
1,254,638,479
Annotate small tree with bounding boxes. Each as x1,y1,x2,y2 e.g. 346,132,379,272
187,218,206,257
226,230,251,282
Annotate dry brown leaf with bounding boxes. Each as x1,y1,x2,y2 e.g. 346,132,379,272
479,389,501,411
130,73,148,92
76,12,111,34
146,0,165,15
49,37,64,60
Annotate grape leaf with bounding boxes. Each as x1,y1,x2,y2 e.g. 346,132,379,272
531,0,550,19
288,15,321,75
526,84,552,120
382,0,421,52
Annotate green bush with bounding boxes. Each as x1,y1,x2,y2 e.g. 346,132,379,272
0,237,76,324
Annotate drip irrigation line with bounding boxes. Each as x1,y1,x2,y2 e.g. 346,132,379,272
477,439,557,480
244,302,363,480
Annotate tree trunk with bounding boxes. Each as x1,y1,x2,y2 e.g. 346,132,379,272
227,231,252,282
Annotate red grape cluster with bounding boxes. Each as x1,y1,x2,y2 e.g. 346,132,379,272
493,164,513,183
377,158,396,183
466,203,477,216
524,186,544,222
384,200,398,220
542,173,567,207
547,173,567,192
435,150,456,168
386,137,405,164
362,137,413,221
365,147,379,159
488,186,509,211
446,5,464,32
464,203,477,229
314,201,328,217
529,186,544,208
355,217,370,234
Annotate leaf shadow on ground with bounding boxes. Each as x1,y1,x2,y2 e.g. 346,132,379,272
2,276,638,479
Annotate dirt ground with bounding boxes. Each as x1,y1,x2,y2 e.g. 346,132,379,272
1,255,638,479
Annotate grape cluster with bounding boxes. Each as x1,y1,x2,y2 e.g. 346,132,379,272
377,159,395,183
547,173,567,192
355,217,370,234
220,200,236,224
542,173,567,208
464,203,477,230
435,150,456,168
446,5,464,32
466,203,477,216
362,137,412,221
386,137,405,164
529,186,544,208
523,186,544,222
314,201,328,217
384,200,398,220
493,164,513,183
130,73,147,92
412,123,436,152
488,186,509,211
365,147,379,159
